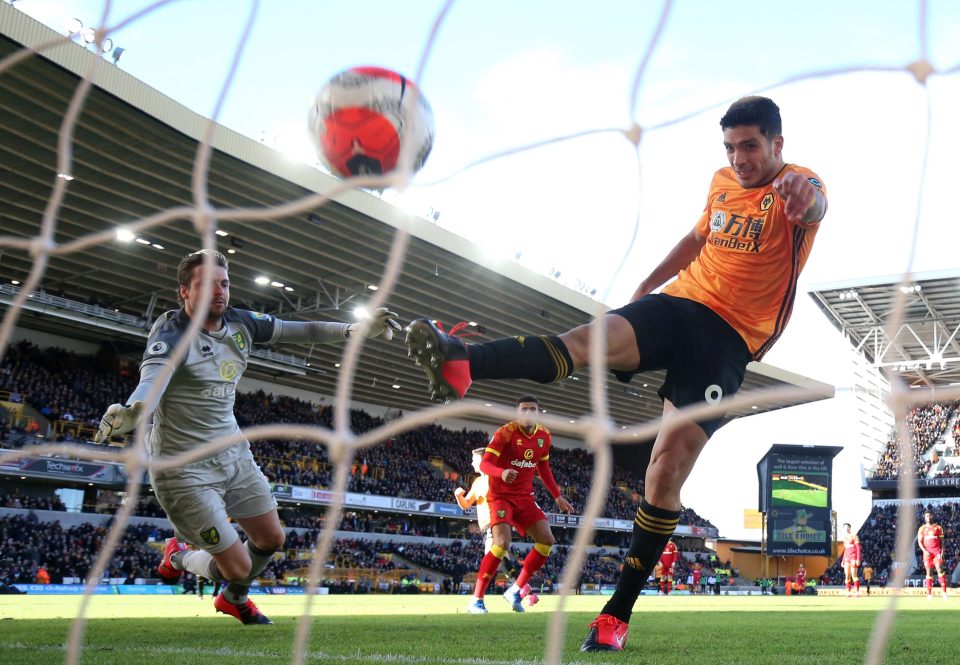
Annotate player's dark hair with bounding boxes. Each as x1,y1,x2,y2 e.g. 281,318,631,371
843,522,851,529
177,250,228,306
720,96,781,139
516,394,539,407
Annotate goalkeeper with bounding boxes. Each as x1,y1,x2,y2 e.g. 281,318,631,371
94,249,400,625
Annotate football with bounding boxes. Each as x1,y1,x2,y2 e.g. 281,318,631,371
308,66,435,179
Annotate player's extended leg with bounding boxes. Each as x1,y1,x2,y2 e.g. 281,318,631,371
852,565,860,596
226,510,285,596
582,399,709,653
504,520,555,612
404,314,639,400
844,563,852,596
180,509,283,625
469,523,512,613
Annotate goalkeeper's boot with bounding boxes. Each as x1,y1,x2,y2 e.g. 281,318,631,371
405,318,472,401
466,598,488,614
157,537,187,584
581,614,630,652
503,588,525,613
214,593,273,625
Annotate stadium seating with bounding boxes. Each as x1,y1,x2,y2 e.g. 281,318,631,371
871,402,960,480
0,341,717,527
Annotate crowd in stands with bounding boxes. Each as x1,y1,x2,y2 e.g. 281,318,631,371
0,512,171,585
1,341,717,530
0,341,136,429
872,402,958,480
1,488,65,512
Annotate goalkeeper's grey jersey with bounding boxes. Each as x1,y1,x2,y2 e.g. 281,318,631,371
141,307,279,458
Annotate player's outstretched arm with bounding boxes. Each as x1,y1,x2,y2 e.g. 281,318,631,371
351,307,402,340
93,363,172,443
773,172,826,223
272,308,401,344
453,487,475,509
630,227,706,302
94,401,146,443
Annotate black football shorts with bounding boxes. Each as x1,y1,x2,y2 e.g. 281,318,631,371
608,293,752,437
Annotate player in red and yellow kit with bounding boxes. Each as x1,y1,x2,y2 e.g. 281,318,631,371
405,96,826,651
466,395,573,613
454,447,539,612
658,539,678,594
918,510,947,599
841,522,861,597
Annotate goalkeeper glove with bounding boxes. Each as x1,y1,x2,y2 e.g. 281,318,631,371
94,401,145,443
347,307,402,341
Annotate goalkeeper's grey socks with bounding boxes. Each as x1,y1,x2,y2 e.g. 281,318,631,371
175,549,222,581
222,540,277,605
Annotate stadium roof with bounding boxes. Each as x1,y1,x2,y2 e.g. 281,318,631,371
0,8,832,428
808,270,960,388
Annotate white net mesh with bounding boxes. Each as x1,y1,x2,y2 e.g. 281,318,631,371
1,1,959,664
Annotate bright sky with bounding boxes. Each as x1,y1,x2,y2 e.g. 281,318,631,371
11,0,960,540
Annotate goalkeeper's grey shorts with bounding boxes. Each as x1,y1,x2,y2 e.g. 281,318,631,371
150,445,277,554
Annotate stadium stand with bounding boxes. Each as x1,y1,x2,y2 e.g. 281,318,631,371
871,402,959,481
0,504,728,593
0,340,717,527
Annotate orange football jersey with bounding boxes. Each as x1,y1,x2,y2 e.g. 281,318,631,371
662,164,826,359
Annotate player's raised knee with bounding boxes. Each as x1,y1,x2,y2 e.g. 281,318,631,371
253,530,285,553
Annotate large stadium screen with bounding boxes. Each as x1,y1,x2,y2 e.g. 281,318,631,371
758,445,841,557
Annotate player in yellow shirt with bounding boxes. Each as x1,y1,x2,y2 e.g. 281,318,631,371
407,96,825,651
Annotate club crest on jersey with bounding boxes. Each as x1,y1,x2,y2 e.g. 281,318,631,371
537,438,544,447
200,527,220,545
709,211,726,232
497,510,506,519
219,361,239,381
232,331,246,350
147,341,168,355
760,193,774,211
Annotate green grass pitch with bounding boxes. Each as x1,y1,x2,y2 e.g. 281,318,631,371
772,481,828,508
1,594,957,664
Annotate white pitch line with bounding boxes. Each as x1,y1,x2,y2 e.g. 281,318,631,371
0,642,613,665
